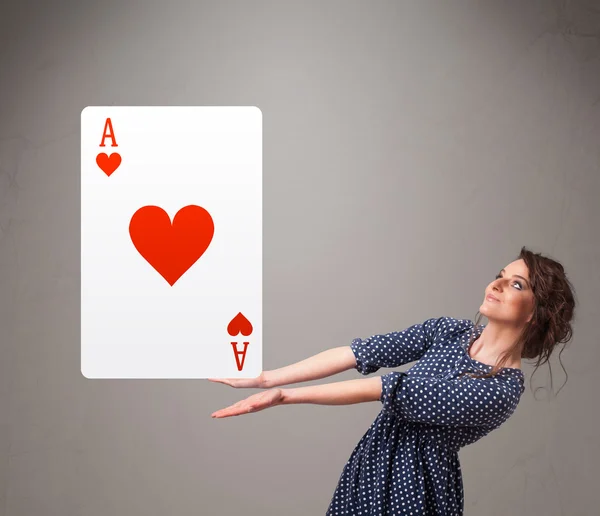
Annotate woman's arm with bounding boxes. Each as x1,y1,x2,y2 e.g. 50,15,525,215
282,376,382,405
211,376,383,418
262,346,358,388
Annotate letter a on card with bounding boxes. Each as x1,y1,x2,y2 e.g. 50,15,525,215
80,106,262,379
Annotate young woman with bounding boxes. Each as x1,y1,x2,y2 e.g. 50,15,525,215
209,247,576,515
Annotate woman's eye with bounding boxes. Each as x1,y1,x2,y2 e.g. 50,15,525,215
495,274,523,290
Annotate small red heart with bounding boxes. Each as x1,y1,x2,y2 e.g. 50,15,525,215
227,312,253,336
96,152,121,176
129,205,214,286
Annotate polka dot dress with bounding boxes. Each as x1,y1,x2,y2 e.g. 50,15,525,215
326,316,525,515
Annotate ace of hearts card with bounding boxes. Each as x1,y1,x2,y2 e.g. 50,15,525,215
80,106,262,379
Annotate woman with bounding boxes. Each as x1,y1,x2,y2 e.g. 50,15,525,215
209,247,576,515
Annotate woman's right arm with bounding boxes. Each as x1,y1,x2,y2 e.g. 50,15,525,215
262,346,357,388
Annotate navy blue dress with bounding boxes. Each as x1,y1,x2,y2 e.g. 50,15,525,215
326,316,525,515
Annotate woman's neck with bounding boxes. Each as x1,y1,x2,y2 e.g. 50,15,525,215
471,323,523,369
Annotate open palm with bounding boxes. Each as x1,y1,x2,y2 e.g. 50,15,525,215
211,388,284,418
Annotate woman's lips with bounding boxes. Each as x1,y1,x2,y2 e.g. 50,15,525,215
486,294,500,302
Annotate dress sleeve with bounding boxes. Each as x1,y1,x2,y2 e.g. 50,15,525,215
380,371,522,427
350,316,451,375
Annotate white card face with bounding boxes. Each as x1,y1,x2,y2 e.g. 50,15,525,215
81,106,262,379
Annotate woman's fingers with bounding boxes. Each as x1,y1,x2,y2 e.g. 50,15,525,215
207,377,263,388
211,397,251,418
207,378,232,386
211,389,283,419
211,402,250,418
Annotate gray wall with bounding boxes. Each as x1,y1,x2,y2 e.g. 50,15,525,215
1,1,598,514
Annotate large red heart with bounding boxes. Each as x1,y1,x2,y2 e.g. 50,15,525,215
96,152,121,176
129,205,214,286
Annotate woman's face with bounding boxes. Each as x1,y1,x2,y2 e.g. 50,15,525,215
480,259,535,326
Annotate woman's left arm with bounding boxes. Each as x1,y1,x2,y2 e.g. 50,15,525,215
283,377,383,406
211,377,383,418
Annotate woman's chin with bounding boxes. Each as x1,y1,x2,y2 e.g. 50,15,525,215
480,305,506,323
479,304,494,318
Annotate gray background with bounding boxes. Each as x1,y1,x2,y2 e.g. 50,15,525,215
0,0,598,514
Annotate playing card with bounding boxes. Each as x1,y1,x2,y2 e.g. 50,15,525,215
81,106,262,379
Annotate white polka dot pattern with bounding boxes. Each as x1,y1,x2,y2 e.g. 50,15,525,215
327,316,525,515
381,371,521,427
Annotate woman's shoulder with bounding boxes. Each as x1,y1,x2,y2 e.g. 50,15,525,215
419,316,475,347
427,316,474,336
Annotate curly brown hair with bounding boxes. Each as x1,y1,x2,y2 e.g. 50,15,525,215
464,246,577,398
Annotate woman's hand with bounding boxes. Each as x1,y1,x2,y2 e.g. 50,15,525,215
207,372,267,389
211,388,284,418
